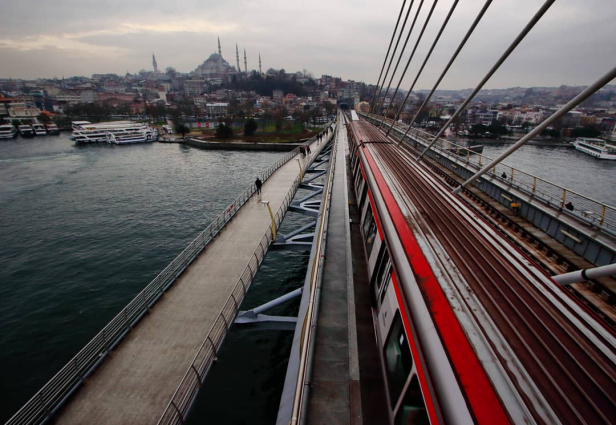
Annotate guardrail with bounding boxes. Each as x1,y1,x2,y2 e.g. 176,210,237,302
362,113,616,237
157,126,336,425
6,126,338,425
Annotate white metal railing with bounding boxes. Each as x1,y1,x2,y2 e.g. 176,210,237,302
157,126,336,425
6,128,336,425
361,113,616,236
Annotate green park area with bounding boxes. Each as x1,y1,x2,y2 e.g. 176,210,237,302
176,118,322,143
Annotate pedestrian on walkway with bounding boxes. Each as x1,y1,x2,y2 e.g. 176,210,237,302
255,177,262,196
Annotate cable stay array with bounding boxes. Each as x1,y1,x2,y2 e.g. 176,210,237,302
368,0,616,194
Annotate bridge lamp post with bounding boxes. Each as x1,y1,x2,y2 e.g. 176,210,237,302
261,201,276,241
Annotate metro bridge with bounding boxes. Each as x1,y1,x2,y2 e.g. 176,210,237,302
8,0,616,423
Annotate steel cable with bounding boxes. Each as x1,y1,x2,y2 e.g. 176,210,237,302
375,0,437,125
371,0,416,113
370,0,408,112
384,0,493,136
380,0,460,129
411,0,556,159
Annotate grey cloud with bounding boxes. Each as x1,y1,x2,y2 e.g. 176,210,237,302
0,0,614,88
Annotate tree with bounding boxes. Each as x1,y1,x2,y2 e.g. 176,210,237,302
470,124,488,136
541,128,560,139
260,111,272,132
323,101,334,117
216,123,234,139
175,123,190,138
38,113,51,124
309,107,322,127
487,121,510,136
165,67,178,78
571,127,601,138
244,118,258,136
272,109,284,131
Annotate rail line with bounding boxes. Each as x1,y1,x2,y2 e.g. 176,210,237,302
353,121,616,423
367,113,616,323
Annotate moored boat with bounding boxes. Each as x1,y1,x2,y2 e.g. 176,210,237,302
45,123,60,135
71,121,157,144
18,125,35,138
573,137,616,160
0,124,18,139
32,124,47,136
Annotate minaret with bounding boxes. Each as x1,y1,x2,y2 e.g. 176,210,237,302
259,53,262,75
244,49,247,73
152,52,158,73
236,44,241,73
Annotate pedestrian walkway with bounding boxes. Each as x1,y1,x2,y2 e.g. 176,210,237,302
56,143,319,424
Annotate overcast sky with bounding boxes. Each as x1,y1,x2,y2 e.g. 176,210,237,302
0,0,614,89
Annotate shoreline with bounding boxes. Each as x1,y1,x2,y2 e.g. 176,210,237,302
180,138,302,151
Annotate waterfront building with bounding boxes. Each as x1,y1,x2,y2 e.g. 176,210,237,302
205,102,228,117
475,110,498,125
7,102,41,120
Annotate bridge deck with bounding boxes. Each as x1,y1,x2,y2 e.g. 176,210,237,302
56,147,312,424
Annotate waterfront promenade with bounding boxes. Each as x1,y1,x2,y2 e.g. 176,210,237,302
55,143,318,424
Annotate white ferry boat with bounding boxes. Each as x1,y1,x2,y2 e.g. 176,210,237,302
32,123,47,136
106,129,158,144
71,121,157,144
573,137,616,160
45,123,60,135
0,124,17,139
18,125,35,138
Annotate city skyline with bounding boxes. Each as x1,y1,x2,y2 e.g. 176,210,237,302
0,0,615,89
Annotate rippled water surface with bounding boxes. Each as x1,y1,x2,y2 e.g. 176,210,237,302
480,143,616,206
0,134,280,422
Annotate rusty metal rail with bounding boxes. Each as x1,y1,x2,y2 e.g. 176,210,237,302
362,112,616,236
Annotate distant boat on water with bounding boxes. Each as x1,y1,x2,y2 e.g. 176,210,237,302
573,137,616,160
0,124,17,139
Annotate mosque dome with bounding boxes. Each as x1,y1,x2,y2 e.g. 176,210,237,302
195,52,233,75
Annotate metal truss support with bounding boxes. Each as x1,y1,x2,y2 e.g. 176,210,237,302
235,287,303,331
272,221,317,251
302,170,327,184
289,201,320,217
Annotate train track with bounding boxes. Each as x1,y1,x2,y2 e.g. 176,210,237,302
368,117,616,327
354,122,616,423
394,134,616,327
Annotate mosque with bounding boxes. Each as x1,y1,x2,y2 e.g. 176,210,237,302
193,38,262,78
